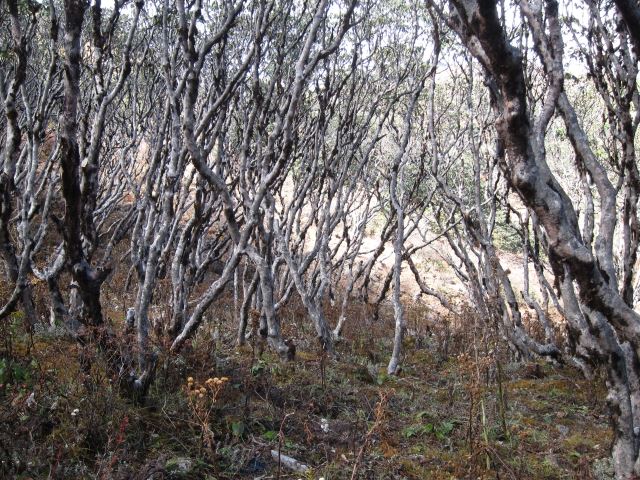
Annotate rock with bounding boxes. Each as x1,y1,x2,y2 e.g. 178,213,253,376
243,456,267,474
353,363,378,384
165,456,194,477
353,365,372,383
592,457,615,480
555,424,569,436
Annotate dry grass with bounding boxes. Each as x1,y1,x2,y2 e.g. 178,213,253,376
0,294,613,480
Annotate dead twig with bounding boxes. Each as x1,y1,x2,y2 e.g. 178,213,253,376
350,389,393,480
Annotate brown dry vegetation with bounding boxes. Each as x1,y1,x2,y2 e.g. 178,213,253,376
0,289,614,479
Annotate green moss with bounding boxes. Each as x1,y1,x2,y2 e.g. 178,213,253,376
564,433,597,453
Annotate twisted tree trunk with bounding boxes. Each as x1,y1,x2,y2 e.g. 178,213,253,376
444,0,640,475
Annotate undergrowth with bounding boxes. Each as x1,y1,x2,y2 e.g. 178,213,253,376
0,301,612,479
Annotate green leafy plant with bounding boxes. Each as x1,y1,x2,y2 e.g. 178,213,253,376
231,420,246,438
402,423,434,438
434,420,455,441
262,430,278,441
251,360,267,376
401,419,455,440
0,358,37,385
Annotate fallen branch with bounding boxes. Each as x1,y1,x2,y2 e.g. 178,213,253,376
270,450,309,473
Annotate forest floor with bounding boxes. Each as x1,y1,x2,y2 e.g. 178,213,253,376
0,297,615,480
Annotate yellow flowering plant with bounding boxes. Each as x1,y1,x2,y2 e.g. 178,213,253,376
184,376,230,455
